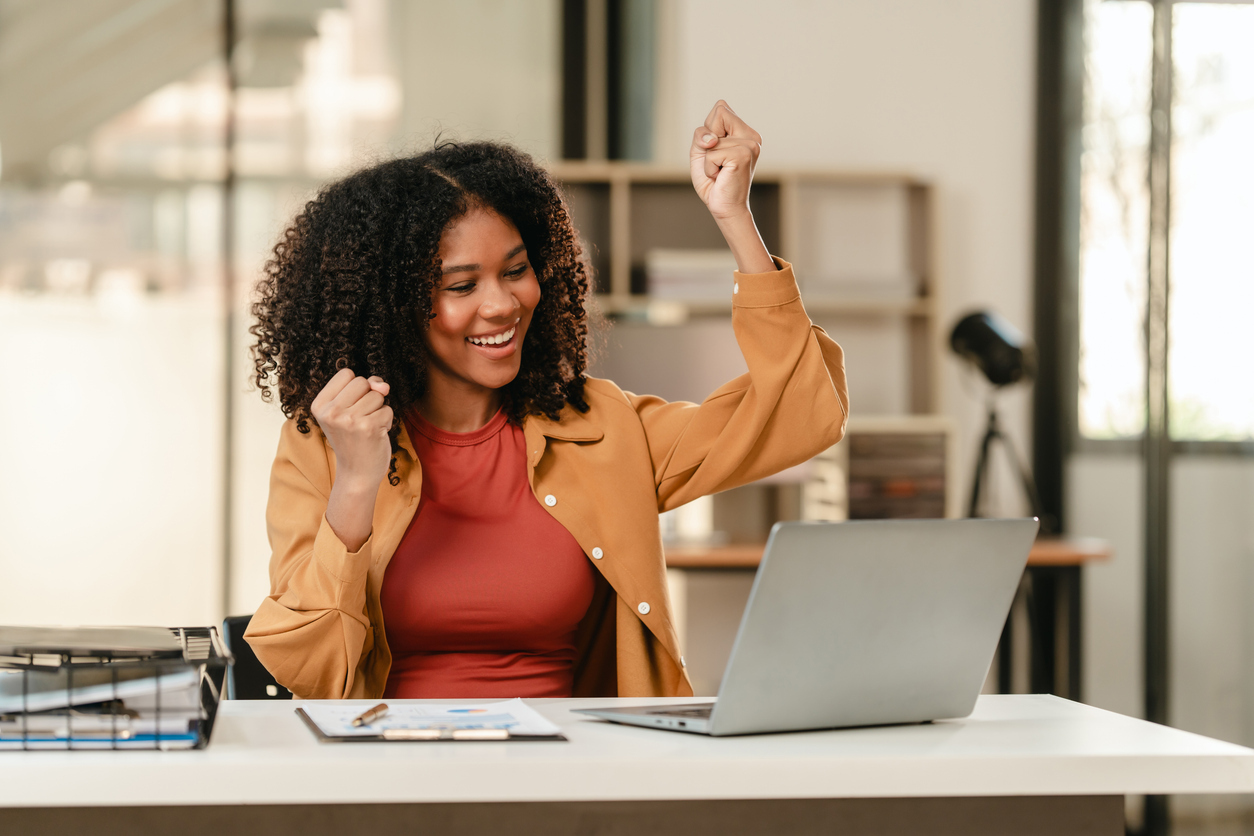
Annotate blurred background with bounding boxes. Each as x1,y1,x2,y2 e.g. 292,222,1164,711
0,2,1251,832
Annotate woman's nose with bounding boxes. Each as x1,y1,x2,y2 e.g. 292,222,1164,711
479,278,519,319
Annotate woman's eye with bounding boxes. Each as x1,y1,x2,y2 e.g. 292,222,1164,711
506,264,529,278
448,282,474,293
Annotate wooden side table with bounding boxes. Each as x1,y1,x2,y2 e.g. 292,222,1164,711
663,536,1111,702
1000,537,1112,701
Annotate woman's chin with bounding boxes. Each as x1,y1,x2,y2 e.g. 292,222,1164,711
471,361,523,393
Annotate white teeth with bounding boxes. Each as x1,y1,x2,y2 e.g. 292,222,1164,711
469,326,515,346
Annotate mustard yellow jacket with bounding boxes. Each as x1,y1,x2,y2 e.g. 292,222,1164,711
245,260,849,699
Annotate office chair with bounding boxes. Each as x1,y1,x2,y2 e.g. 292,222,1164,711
221,614,293,700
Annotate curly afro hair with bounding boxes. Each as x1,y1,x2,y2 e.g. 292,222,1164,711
250,141,592,483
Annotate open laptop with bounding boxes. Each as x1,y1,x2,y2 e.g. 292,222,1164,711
575,517,1038,736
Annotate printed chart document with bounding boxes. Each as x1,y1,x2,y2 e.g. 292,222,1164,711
297,698,566,742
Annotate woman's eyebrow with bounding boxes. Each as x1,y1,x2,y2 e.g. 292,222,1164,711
441,243,527,274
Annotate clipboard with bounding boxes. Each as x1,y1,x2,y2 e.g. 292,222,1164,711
295,708,564,741
294,699,567,743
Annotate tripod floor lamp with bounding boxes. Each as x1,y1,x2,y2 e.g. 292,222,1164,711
949,310,1047,531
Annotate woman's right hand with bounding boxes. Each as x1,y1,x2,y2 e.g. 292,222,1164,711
311,367,394,492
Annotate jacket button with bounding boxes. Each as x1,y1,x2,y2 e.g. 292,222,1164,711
544,495,557,507
638,602,650,615
733,282,739,295
681,655,686,668
591,547,603,559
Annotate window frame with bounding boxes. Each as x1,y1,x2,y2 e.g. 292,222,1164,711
1067,0,1254,458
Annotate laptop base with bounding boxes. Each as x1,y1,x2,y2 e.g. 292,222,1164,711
573,704,714,734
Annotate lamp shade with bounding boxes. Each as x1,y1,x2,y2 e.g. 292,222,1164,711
949,311,1036,387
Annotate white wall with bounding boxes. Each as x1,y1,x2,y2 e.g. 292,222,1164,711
651,0,1038,512
388,0,562,160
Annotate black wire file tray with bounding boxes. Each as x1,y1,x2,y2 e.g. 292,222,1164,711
0,626,232,750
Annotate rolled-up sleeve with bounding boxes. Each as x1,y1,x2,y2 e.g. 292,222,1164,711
628,258,849,512
243,420,376,699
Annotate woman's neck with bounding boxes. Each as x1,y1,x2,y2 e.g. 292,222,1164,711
416,385,503,433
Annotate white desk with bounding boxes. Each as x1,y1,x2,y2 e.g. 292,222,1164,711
2,695,1252,836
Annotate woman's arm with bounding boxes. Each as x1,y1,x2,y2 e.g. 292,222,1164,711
630,259,849,512
629,101,850,510
243,415,383,699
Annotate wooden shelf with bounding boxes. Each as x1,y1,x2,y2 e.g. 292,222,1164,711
593,294,933,320
549,161,940,414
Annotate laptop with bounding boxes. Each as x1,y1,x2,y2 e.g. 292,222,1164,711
574,517,1038,736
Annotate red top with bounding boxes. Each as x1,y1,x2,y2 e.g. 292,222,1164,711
380,408,596,698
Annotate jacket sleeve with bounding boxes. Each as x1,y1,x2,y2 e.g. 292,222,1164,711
243,420,376,699
627,259,849,512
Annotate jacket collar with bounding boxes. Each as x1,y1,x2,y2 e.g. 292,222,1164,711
525,402,604,442
393,400,603,467
396,420,419,462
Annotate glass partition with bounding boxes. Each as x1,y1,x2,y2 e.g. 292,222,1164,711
0,0,561,624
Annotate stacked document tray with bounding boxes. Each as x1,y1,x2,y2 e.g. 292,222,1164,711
0,625,231,750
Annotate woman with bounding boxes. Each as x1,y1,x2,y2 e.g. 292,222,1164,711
245,101,849,700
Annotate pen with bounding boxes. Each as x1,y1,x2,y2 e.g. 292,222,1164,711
351,703,389,727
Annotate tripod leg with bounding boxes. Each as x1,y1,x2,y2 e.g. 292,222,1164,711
968,419,998,517
1000,428,1046,523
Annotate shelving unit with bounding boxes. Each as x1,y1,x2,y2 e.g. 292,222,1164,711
548,162,940,414
551,163,947,695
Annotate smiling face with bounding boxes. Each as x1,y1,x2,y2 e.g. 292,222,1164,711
419,206,541,429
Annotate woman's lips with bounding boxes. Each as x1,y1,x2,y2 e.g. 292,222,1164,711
466,323,517,346
465,321,521,356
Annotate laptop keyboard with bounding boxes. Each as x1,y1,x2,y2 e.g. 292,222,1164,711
646,705,713,718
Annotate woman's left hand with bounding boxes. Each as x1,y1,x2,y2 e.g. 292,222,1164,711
690,100,775,274
690,100,763,221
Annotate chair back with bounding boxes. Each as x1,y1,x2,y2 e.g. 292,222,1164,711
221,614,293,700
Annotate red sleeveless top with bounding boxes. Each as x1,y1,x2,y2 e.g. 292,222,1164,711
380,408,596,698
